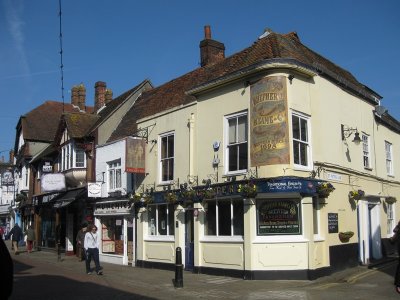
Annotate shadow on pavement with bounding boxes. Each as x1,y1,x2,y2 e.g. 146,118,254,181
11,260,155,300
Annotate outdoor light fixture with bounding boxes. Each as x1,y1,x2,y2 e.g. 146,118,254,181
341,124,361,145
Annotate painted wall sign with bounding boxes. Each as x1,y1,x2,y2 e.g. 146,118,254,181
262,178,316,194
41,173,66,192
250,76,289,166
326,172,342,182
126,137,146,173
328,213,339,233
257,199,301,235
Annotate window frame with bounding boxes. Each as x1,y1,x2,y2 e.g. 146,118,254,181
224,111,248,175
291,111,312,170
387,203,395,236
385,141,394,176
362,133,372,169
60,141,86,171
204,198,244,238
147,203,175,237
107,159,122,191
159,132,175,184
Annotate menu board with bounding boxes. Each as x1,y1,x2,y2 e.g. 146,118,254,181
328,213,338,233
257,199,301,235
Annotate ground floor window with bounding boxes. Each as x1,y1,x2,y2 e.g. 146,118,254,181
205,199,244,236
256,198,301,235
101,216,124,255
387,203,395,235
147,204,175,236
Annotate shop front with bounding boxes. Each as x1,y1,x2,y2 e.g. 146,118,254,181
93,199,135,266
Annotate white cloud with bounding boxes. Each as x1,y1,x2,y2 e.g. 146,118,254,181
3,0,30,76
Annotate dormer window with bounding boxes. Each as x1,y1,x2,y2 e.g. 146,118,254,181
60,142,86,171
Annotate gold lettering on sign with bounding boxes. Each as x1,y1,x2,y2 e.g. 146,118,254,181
250,76,290,166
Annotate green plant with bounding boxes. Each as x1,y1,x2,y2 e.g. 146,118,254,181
348,190,365,200
166,192,178,204
316,182,335,197
238,182,257,198
385,196,397,205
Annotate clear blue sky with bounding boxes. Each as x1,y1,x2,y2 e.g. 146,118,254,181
1,0,399,155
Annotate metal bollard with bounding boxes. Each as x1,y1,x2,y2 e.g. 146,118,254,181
174,247,183,288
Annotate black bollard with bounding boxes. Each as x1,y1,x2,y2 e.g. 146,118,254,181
174,247,183,288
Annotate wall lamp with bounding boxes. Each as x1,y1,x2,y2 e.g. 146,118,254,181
341,124,361,145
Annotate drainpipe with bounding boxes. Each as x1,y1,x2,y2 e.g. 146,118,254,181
188,114,195,178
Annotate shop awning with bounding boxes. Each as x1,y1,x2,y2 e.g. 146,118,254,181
53,188,84,208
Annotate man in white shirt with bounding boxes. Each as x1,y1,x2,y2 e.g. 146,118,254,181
84,224,103,275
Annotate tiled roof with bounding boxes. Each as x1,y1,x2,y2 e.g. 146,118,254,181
63,112,100,139
108,30,380,142
21,101,94,142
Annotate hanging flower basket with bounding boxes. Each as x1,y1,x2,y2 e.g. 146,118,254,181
181,189,196,201
316,182,335,198
165,192,178,204
15,193,27,203
238,182,257,198
130,192,142,203
385,196,397,205
338,231,354,243
349,190,365,200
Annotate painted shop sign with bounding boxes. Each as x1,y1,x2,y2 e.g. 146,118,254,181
262,178,316,194
250,76,290,166
257,199,301,235
94,200,133,216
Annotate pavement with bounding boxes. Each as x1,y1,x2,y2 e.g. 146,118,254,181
6,240,398,300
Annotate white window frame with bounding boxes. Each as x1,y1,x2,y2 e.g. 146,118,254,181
387,203,395,236
362,133,371,169
159,132,175,184
292,111,312,170
385,141,393,176
224,111,248,175
147,204,175,237
107,159,122,191
60,141,86,171
204,198,244,238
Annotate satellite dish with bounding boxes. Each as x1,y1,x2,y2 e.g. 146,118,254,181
375,105,387,116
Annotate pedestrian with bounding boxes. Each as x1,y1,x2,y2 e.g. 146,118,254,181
25,225,36,253
76,223,87,261
0,237,13,299
0,226,4,240
390,220,400,293
84,224,103,275
7,223,23,255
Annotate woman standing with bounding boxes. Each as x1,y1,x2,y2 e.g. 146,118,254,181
25,225,36,253
84,224,103,275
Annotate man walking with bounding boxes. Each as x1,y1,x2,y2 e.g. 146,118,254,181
8,224,23,255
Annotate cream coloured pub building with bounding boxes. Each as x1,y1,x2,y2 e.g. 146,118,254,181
90,26,400,280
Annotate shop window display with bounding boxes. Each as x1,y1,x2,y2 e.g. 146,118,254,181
101,217,123,255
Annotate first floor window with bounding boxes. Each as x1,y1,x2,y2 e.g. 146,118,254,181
148,204,175,236
160,133,174,182
257,198,301,235
385,141,393,175
205,199,243,236
362,134,371,169
226,112,248,174
292,113,310,167
108,160,122,190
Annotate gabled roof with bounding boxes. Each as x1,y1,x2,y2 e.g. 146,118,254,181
108,29,382,143
17,101,94,143
88,79,153,133
62,112,100,139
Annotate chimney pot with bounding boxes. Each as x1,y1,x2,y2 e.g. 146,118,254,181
204,25,211,39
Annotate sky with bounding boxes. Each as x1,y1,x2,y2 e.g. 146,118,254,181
0,0,399,155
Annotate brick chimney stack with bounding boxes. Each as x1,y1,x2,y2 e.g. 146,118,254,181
199,25,225,67
94,81,107,112
77,84,86,111
105,89,113,104
71,84,86,111
71,86,79,107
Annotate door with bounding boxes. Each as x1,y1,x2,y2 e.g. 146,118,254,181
369,203,382,260
184,207,194,271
